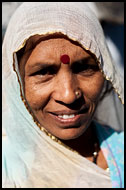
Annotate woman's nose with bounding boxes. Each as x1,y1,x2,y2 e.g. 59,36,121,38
52,72,82,104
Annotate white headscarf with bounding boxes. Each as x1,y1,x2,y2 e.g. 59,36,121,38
2,2,123,188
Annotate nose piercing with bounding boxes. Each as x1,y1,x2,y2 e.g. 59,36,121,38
60,54,70,64
75,90,81,98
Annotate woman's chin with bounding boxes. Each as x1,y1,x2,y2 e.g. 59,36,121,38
54,127,86,140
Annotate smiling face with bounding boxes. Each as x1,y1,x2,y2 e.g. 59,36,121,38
19,36,105,140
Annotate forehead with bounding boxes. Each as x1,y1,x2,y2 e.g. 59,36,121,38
27,36,90,61
19,34,96,71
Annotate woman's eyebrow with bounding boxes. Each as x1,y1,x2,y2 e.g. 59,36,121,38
73,56,97,65
27,62,55,70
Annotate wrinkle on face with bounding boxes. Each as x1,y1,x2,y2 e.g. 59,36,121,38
18,34,105,140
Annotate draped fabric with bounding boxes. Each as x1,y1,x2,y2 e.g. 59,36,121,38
95,122,124,188
2,2,124,188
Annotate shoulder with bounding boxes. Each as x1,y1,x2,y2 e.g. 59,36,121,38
94,121,124,142
94,121,124,158
94,121,124,188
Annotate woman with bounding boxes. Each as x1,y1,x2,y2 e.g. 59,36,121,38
2,2,124,188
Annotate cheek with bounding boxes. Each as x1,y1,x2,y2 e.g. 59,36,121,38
80,73,104,102
25,77,51,110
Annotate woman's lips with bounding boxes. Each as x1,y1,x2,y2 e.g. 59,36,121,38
48,107,89,127
51,113,81,124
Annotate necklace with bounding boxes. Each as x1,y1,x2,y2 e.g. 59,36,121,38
93,141,110,172
93,142,99,164
92,124,99,164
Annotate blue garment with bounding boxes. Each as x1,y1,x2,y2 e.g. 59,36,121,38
95,122,124,188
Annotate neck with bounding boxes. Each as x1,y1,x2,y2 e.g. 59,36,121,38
61,122,99,158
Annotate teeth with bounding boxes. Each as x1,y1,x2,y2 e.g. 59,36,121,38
58,114,75,119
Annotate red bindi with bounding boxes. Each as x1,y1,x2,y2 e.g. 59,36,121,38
60,54,70,64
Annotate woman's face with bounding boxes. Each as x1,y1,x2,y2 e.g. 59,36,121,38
19,37,104,140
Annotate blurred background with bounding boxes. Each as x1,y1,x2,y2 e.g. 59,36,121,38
2,2,22,41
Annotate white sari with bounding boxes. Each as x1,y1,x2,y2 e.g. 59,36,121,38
2,2,124,188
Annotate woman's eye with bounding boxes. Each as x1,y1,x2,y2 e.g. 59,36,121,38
32,67,56,76
72,63,98,74
38,68,50,75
